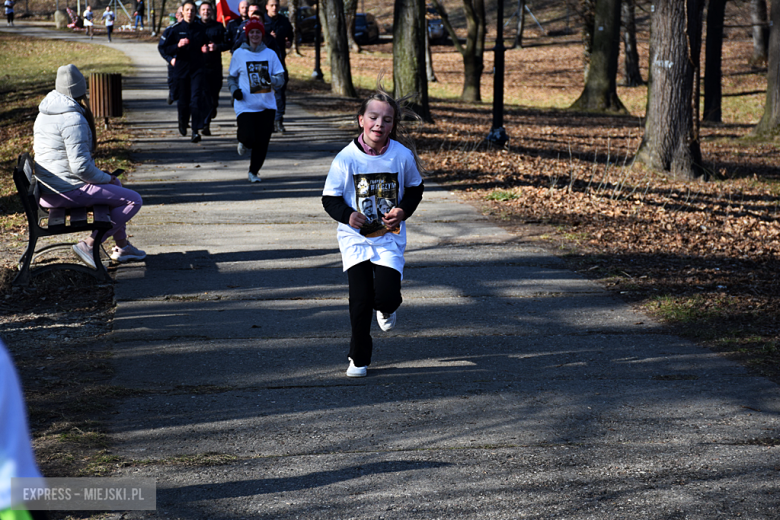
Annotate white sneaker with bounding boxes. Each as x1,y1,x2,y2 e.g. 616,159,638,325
72,240,96,269
237,142,249,156
346,358,367,378
377,311,396,332
248,172,261,183
110,243,146,263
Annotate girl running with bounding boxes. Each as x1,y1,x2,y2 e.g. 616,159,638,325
322,84,425,377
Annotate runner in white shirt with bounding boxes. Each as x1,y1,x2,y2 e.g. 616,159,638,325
322,85,425,378
83,5,94,39
4,0,15,26
101,6,115,42
0,340,45,517
227,18,284,182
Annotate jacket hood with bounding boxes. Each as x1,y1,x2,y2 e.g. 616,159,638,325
240,41,267,52
38,90,85,117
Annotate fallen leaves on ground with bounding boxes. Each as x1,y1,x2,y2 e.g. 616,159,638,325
289,32,780,381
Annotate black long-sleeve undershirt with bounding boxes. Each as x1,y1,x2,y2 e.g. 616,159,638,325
322,183,424,225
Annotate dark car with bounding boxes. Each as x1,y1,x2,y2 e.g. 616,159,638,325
354,13,380,45
426,5,445,43
427,18,444,42
279,6,319,43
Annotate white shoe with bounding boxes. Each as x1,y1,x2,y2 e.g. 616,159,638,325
72,240,96,269
237,142,249,156
248,172,261,183
346,358,367,378
377,311,396,332
110,243,146,263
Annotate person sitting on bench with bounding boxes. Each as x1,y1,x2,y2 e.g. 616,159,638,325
33,64,146,268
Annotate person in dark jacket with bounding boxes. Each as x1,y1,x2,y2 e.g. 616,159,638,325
162,0,210,143
225,0,248,46
134,0,145,30
198,1,230,135
229,2,280,56
158,6,183,105
263,0,292,133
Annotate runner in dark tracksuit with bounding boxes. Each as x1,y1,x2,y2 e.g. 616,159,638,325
264,0,292,132
198,1,231,135
162,0,210,143
158,16,181,105
225,16,246,50
224,0,248,45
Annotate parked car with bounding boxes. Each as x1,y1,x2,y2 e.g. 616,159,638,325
280,5,320,43
426,5,445,43
427,18,444,42
353,13,380,45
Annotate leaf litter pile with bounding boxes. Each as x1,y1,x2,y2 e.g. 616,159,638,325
288,31,780,380
421,105,779,379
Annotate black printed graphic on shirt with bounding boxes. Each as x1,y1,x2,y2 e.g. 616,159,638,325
246,61,271,94
353,172,399,237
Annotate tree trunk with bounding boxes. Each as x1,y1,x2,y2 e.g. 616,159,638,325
321,0,357,97
290,0,302,57
570,0,625,112
703,0,727,123
750,0,769,67
393,0,432,121
319,3,331,65
460,0,486,102
636,0,706,181
580,0,596,80
753,0,780,136
429,0,485,102
156,0,167,34
426,28,437,82
621,0,644,86
430,0,464,55
344,0,360,53
512,0,526,49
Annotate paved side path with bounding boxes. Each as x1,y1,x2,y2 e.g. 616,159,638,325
6,25,780,519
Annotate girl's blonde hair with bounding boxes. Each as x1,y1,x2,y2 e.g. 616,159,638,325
356,78,426,173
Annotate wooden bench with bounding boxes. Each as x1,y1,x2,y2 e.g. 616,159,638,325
12,153,113,285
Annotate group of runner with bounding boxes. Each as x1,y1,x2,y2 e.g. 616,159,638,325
158,0,292,146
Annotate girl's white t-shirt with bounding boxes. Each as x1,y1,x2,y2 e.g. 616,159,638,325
323,139,423,277
0,343,44,510
229,46,284,117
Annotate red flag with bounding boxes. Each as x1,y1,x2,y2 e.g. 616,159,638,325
216,0,239,25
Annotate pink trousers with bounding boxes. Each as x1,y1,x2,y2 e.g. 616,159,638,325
40,181,143,243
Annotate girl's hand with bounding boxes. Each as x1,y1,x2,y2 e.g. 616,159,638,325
349,211,367,230
109,175,122,186
382,207,406,230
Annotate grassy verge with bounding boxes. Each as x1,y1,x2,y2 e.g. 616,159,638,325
0,33,133,235
0,35,134,493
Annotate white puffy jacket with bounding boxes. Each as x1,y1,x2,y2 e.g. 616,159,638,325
33,90,111,194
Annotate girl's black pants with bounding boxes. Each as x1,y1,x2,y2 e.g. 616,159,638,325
347,260,402,367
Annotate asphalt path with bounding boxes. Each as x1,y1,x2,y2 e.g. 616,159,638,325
5,23,780,519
